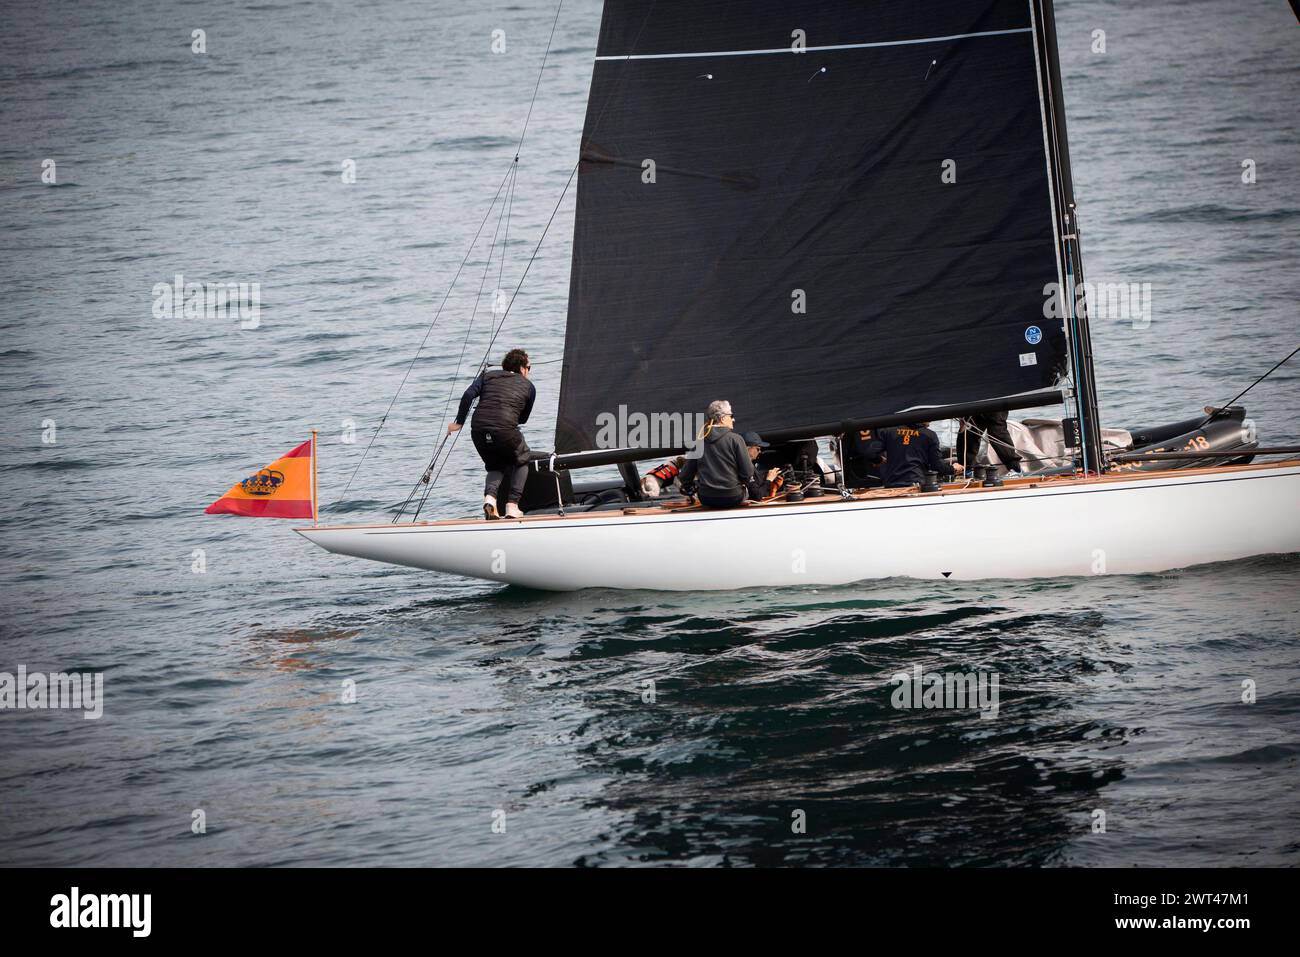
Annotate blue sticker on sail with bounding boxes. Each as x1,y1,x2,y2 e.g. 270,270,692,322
1024,325,1042,345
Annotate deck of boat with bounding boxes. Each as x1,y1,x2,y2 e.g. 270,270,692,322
301,458,1299,533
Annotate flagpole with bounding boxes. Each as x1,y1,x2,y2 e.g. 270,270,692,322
311,429,319,526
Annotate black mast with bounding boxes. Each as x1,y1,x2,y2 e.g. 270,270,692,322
1032,0,1105,472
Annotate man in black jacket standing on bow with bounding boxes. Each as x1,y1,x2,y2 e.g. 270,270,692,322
448,348,535,520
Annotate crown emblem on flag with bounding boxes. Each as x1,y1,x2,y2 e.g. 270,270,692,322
239,468,285,496
205,435,316,520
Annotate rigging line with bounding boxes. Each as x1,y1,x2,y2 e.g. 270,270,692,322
413,176,521,516
417,175,521,515
394,431,450,523
1198,343,1300,428
515,0,565,160
961,423,1020,457
332,160,517,509
422,426,464,510
397,429,451,519
393,474,426,523
349,4,567,514
411,451,441,522
420,163,579,511
498,156,516,295
398,220,515,516
471,159,579,380
414,431,463,521
471,0,660,378
406,431,458,522
426,0,655,504
403,179,517,523
412,452,446,522
392,429,449,522
435,164,517,437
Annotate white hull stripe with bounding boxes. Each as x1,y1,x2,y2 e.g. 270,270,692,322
594,27,1033,62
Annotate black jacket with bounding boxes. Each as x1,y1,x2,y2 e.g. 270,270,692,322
841,430,883,488
456,369,535,431
679,426,766,500
869,426,954,488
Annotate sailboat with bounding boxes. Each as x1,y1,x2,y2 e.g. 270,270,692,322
298,0,1300,591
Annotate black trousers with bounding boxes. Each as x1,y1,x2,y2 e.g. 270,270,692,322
960,412,1022,471
698,490,746,509
471,427,530,504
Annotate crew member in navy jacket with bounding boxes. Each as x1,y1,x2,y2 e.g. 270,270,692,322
864,422,956,489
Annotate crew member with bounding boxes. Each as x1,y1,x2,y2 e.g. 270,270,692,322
869,421,957,489
678,401,780,509
841,428,883,489
742,431,778,499
448,348,535,520
958,411,1023,476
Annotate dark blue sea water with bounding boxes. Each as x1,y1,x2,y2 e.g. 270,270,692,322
0,0,1297,866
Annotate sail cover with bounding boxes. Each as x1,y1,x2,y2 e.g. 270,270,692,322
555,0,1068,453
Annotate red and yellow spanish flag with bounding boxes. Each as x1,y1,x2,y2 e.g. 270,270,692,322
205,434,317,519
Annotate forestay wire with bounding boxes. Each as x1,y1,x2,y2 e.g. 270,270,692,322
419,0,661,478
388,0,661,521
333,0,565,516
332,161,515,510
404,157,578,522
400,163,518,523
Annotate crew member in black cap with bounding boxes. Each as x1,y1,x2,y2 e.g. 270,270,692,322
742,431,778,500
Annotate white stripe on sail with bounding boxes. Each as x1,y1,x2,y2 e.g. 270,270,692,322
594,27,1032,62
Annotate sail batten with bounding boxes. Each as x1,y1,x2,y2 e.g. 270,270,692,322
557,0,1072,454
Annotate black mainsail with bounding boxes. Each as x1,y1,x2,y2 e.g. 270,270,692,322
556,0,1095,464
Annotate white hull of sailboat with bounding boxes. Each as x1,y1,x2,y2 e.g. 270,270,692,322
296,462,1300,591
